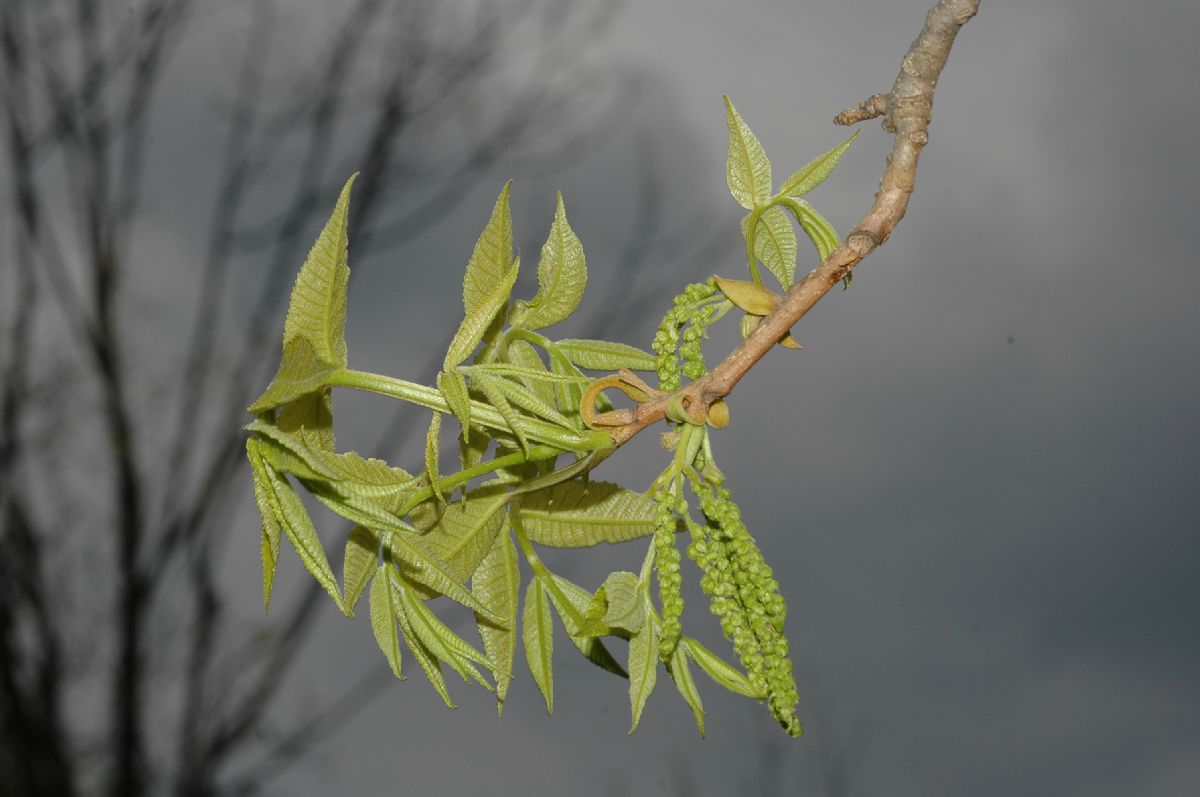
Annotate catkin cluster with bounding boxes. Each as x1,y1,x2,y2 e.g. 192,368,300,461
688,480,801,735
652,279,720,391
653,487,685,658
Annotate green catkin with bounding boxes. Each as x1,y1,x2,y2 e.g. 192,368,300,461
653,279,721,391
688,477,801,736
653,486,684,658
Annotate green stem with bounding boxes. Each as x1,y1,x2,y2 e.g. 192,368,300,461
509,511,589,629
394,445,563,517
331,368,611,452
744,206,764,286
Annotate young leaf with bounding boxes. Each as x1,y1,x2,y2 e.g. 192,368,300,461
425,411,444,506
510,192,587,331
598,571,645,634
777,129,860,198
246,439,282,614
781,196,840,262
682,637,760,699
418,487,508,582
282,174,357,366
713,276,781,316
627,616,659,733
248,338,342,413
516,480,658,548
471,369,529,454
473,371,574,431
391,574,455,707
553,338,658,372
369,566,404,679
386,531,502,622
463,181,514,315
276,388,336,453
724,96,772,210
546,575,627,677
343,525,378,615
502,340,560,414
397,584,493,689
473,527,520,714
742,206,798,288
523,578,555,713
667,643,706,736
261,461,347,616
444,259,519,370
437,369,472,437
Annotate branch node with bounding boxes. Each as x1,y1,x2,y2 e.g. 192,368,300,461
833,94,888,126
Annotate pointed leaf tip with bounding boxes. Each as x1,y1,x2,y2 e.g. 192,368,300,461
724,96,772,210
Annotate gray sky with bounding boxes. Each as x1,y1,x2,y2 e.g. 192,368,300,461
110,0,1200,794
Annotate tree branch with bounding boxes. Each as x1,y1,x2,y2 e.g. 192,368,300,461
602,0,982,446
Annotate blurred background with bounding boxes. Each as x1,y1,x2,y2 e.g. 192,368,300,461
2,0,1198,795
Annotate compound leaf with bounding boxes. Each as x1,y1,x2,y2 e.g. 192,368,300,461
516,480,657,548
397,584,493,689
386,531,501,622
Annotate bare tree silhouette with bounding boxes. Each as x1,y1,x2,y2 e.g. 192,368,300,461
0,1,629,794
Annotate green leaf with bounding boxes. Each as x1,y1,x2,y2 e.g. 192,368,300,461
781,196,840,262
502,340,560,418
516,480,658,548
547,575,628,677
445,259,520,370
386,531,501,622
425,411,444,506
276,388,336,453
682,637,760,699
396,583,493,689
667,643,706,736
246,439,281,614
260,460,346,616
282,174,357,365
523,578,555,713
248,338,342,413
391,574,455,707
471,369,529,454
777,129,859,198
724,96,772,210
437,369,472,438
510,192,587,331
713,276,781,316
369,566,404,679
742,206,798,288
418,487,508,582
553,339,658,372
627,616,659,733
473,527,520,714
463,181,514,315
598,571,645,634
473,371,574,431
342,525,378,615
